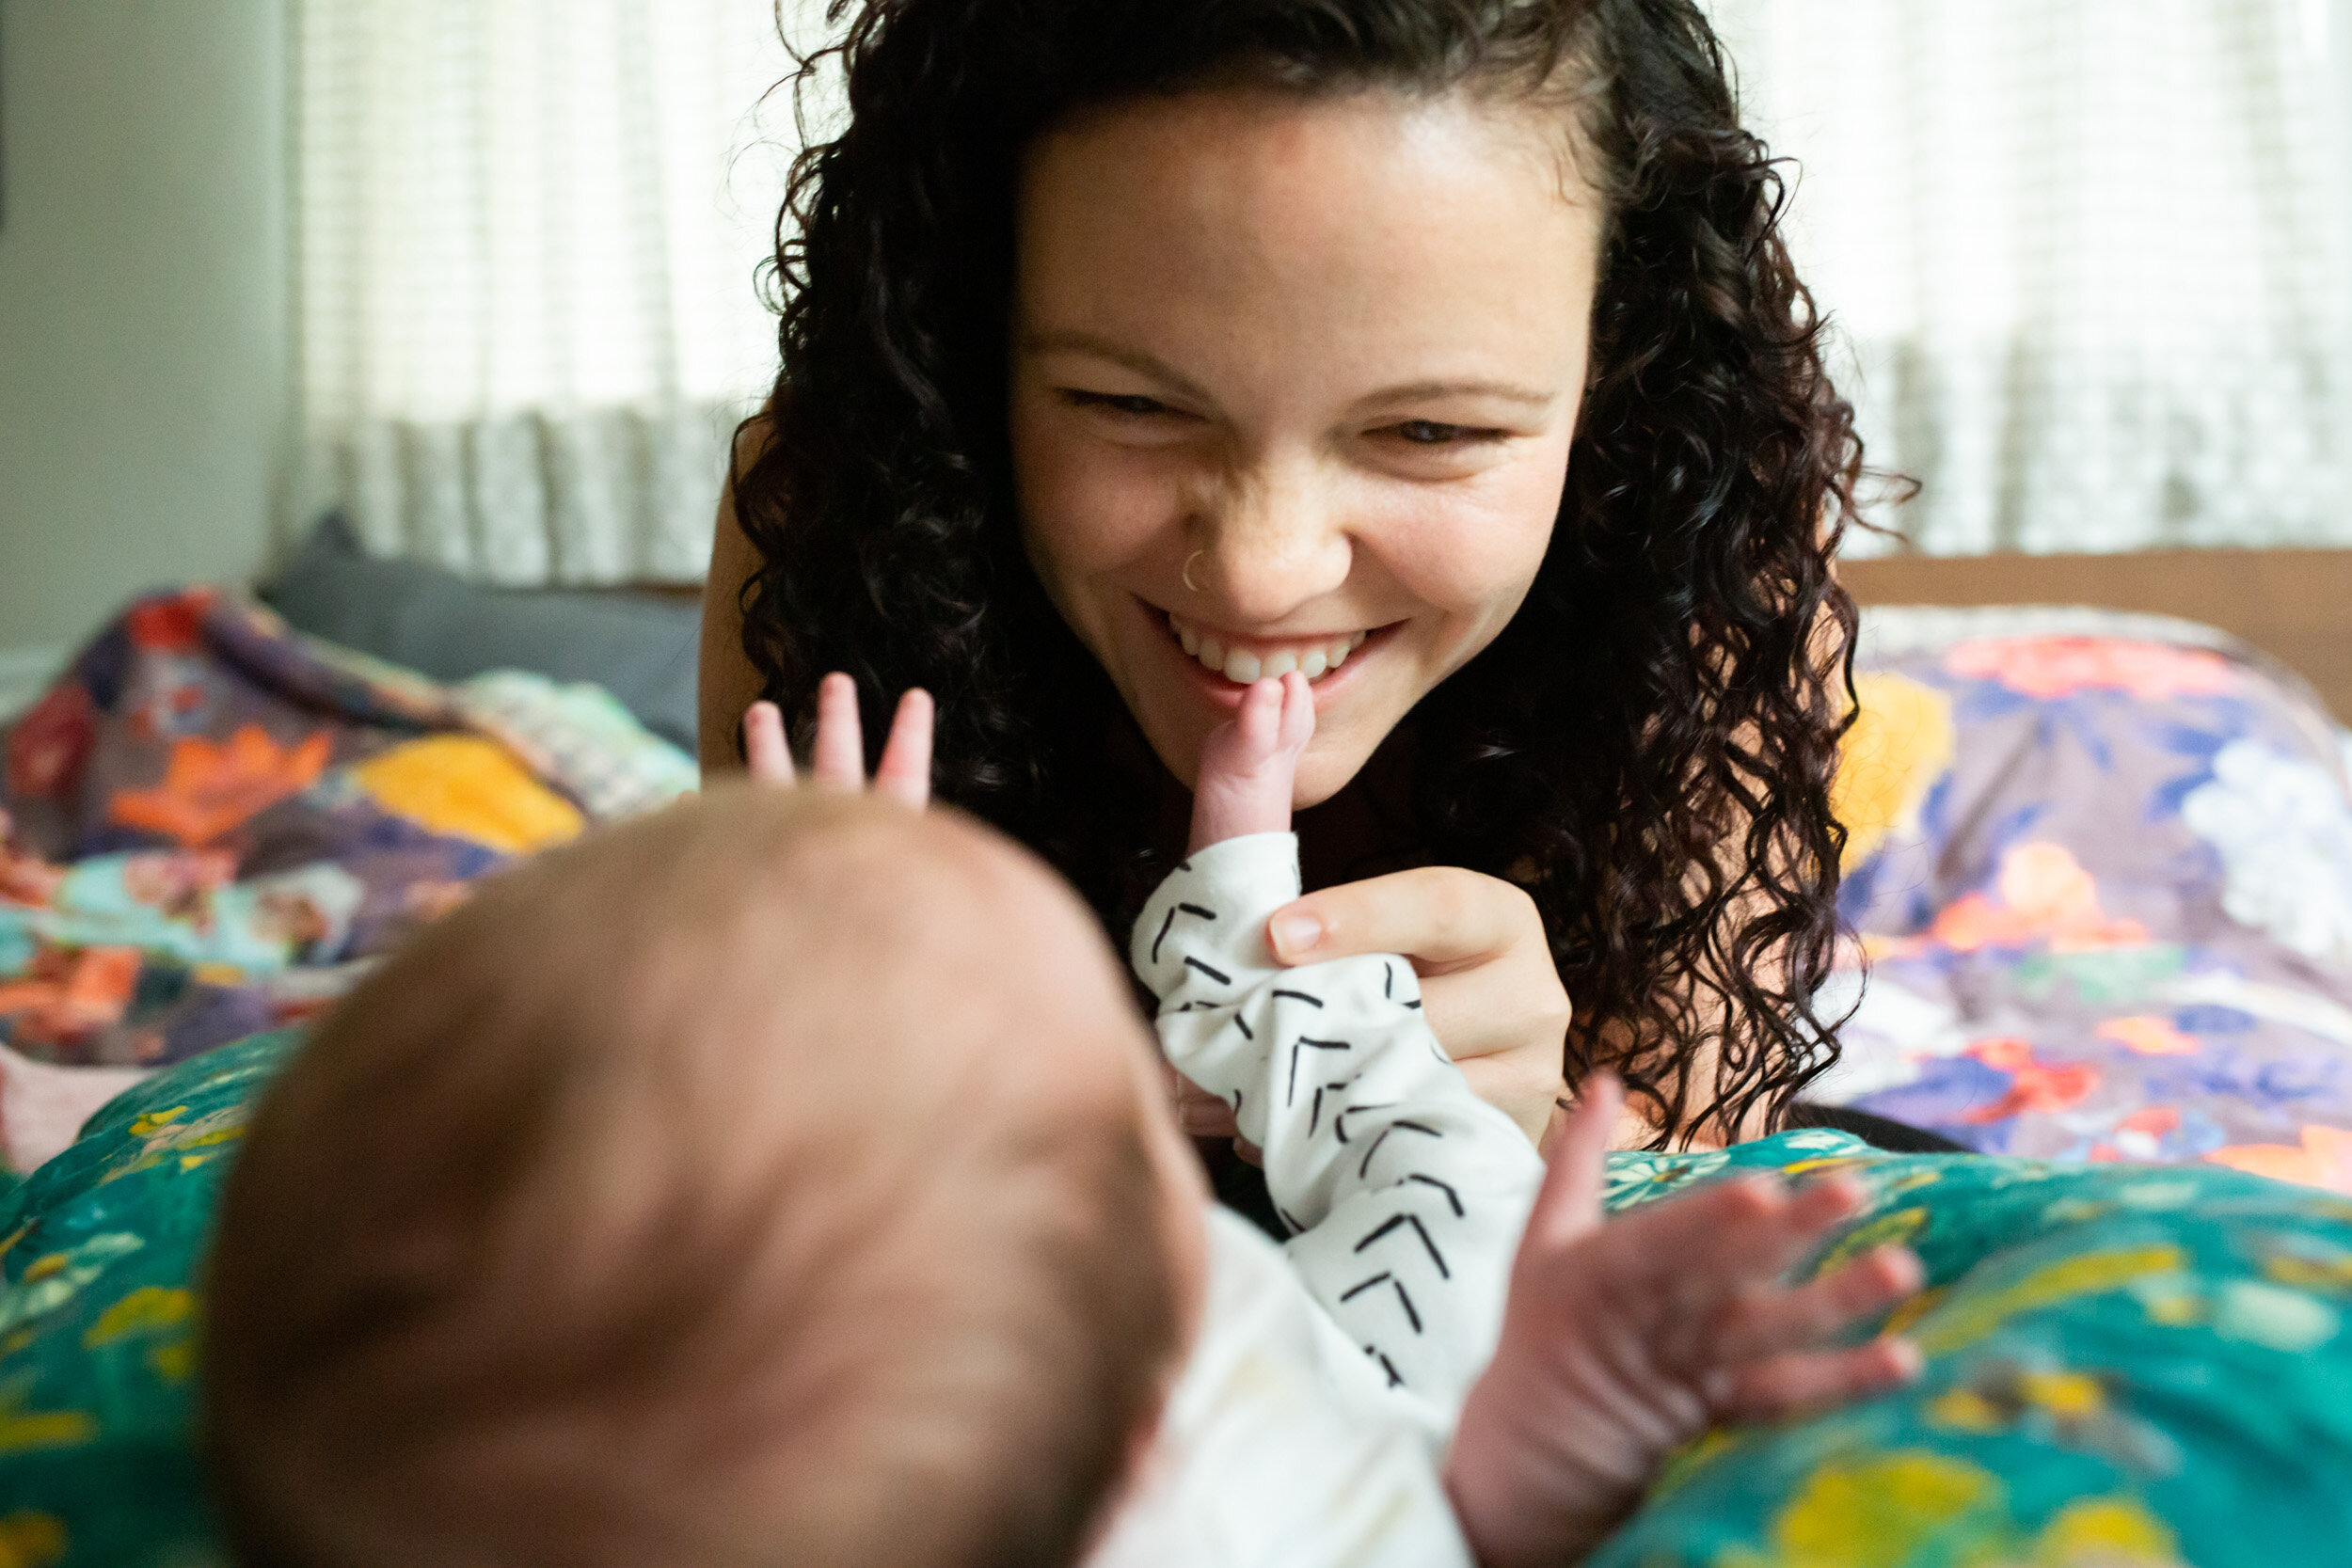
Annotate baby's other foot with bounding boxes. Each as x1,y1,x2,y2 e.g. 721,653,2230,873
1189,673,1315,851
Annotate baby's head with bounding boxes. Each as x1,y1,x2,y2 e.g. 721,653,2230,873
205,786,1201,1568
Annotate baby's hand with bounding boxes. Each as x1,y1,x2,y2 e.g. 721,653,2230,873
740,673,933,806
1444,1077,1923,1568
1188,672,1314,852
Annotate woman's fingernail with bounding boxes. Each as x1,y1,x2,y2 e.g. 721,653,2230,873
1269,911,1322,958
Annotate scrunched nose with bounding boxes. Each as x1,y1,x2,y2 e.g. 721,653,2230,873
1187,456,1353,624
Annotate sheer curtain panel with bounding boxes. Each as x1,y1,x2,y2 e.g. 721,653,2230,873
294,0,803,583
1708,0,2352,554
301,3,2352,570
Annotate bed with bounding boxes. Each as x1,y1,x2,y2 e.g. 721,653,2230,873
1818,552,2352,1192
0,546,700,1165
5,542,2352,1564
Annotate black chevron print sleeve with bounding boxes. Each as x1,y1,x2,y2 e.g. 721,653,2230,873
1131,832,1548,1418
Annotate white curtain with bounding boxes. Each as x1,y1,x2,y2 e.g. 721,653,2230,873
1708,0,2352,555
299,2,2352,573
294,0,810,583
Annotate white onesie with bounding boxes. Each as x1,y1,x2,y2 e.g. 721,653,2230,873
1087,833,1548,1567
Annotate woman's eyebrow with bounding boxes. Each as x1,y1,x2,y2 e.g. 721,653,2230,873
1356,379,1559,411
1025,329,1560,415
1022,330,1215,404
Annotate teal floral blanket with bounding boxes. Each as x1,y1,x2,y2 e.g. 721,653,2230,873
2,1035,2348,1566
1599,1134,2352,1566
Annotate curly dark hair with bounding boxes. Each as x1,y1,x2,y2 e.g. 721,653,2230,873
734,0,1867,1147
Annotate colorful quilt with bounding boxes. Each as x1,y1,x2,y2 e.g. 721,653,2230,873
6,1039,2350,1567
1820,607,2352,1193
0,588,694,1077
1594,1132,2352,1566
4,594,2352,1564
0,1031,293,1567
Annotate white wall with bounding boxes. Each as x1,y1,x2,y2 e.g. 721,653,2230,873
0,0,290,657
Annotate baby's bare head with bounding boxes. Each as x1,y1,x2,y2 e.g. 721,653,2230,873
205,787,1185,1568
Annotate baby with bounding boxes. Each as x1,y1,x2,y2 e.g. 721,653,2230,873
202,676,1919,1567
1106,673,1919,1564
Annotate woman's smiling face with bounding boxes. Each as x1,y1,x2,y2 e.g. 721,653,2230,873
1009,86,1606,808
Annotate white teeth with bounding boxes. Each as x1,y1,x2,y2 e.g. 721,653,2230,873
1168,613,1371,684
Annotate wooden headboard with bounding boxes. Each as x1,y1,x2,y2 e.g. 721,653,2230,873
1839,548,2352,722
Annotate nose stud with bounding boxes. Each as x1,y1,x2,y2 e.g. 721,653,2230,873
1183,550,1207,594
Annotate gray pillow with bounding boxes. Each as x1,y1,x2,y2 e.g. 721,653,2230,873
260,514,704,752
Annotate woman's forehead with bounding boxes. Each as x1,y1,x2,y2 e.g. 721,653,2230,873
1014,87,1603,401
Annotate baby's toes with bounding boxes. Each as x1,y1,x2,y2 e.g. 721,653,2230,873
1231,676,1288,762
1277,671,1316,752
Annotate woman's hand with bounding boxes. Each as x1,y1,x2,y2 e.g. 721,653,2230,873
740,673,934,806
1171,864,1572,1149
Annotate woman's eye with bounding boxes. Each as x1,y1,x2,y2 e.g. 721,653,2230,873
1064,390,1175,418
1374,420,1505,455
1383,416,1515,446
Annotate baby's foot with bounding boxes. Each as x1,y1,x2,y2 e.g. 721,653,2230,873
1189,673,1315,852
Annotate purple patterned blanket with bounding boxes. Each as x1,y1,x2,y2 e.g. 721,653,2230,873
0,588,694,1074
1820,606,2352,1193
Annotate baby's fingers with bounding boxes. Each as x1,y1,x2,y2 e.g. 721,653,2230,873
1518,1073,1620,1254
742,702,795,785
1681,1173,1874,1296
1715,1244,1924,1367
1600,1173,1867,1309
874,689,934,808
1718,1336,1921,1425
810,673,866,790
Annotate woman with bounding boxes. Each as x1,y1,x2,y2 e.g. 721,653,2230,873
700,0,1862,1158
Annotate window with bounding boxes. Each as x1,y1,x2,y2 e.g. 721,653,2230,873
294,0,805,582
1710,0,2352,552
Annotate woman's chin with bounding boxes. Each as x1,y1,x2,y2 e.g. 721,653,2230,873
1287,742,1374,813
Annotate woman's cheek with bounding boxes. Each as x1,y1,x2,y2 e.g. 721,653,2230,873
1011,448,1160,681
1479,436,1574,564
1391,483,1560,636
1016,427,1173,580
